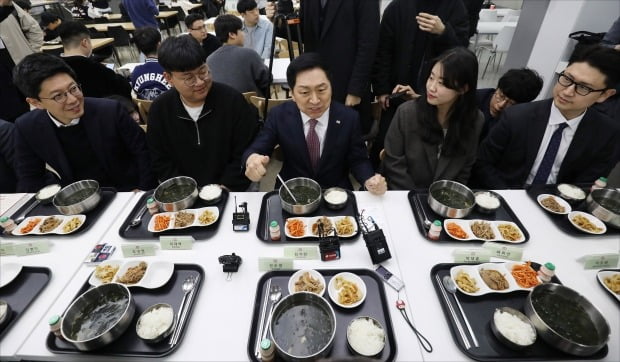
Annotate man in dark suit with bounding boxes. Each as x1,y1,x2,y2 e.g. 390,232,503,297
474,46,620,189
12,53,155,192
243,52,386,194
0,119,16,193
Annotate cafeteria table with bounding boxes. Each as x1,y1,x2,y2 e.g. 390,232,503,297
1,190,617,361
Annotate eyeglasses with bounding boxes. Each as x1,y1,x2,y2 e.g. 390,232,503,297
175,66,211,87
494,89,517,106
190,24,207,31
39,83,82,103
557,72,607,96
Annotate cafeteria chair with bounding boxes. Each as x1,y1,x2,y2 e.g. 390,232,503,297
249,95,290,121
480,25,516,79
242,91,257,105
132,97,153,128
107,25,138,63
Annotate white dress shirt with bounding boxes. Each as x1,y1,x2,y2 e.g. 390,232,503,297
48,111,80,127
300,108,330,156
526,102,585,184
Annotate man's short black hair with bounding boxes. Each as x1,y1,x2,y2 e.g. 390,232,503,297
58,21,90,48
133,27,161,56
286,52,331,89
39,11,60,27
214,14,242,43
184,13,204,29
237,0,257,13
13,53,77,99
568,44,620,89
158,35,206,73
497,68,543,103
14,0,32,11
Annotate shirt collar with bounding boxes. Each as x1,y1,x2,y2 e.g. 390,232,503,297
300,107,330,127
549,102,585,130
47,111,80,128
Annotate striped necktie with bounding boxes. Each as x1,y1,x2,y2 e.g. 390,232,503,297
306,119,320,171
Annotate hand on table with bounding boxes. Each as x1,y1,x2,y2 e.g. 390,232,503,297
364,174,387,195
345,94,361,107
416,12,446,35
245,153,270,182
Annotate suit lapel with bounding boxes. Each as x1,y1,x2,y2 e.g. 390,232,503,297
81,107,109,175
524,100,553,171
319,107,340,172
320,0,342,40
37,115,74,182
558,108,594,178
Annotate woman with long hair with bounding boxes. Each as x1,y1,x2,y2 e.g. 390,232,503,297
383,47,483,189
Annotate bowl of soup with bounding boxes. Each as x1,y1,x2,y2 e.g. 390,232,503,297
53,179,101,215
427,180,475,218
153,176,198,212
586,188,620,229
279,177,322,215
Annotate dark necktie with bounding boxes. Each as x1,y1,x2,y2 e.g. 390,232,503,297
306,119,320,171
532,122,569,184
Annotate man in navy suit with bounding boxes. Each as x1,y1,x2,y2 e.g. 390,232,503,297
12,53,155,192
243,52,386,194
474,46,620,189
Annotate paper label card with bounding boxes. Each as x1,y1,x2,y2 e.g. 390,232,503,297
584,253,619,269
284,246,319,260
0,242,15,256
121,243,157,258
482,242,523,261
258,257,294,272
453,248,491,263
14,240,51,257
160,236,194,250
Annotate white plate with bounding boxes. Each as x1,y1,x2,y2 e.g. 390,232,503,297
11,214,86,236
12,216,44,236
284,218,308,239
328,272,366,308
450,262,541,296
597,270,620,301
0,262,23,288
444,219,526,243
284,216,358,239
536,194,572,215
112,260,174,288
495,221,526,243
55,215,87,234
307,216,335,237
148,212,174,232
332,216,358,237
88,260,123,287
288,269,326,295
568,211,607,235
194,207,220,226
148,207,220,232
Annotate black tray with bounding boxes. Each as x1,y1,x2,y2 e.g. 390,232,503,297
0,266,51,341
118,190,229,240
247,269,397,361
525,184,620,237
408,190,530,243
46,263,204,357
256,190,361,242
1,188,117,237
430,263,608,361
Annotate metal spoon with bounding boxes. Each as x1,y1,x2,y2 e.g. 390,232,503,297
125,205,148,231
277,174,298,204
15,184,61,224
169,277,196,345
442,276,479,347
416,195,433,229
261,285,282,341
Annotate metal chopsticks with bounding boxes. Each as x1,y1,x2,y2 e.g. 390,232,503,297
255,279,272,357
435,274,472,350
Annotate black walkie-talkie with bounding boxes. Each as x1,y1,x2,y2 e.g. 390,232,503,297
232,197,250,231
359,213,392,264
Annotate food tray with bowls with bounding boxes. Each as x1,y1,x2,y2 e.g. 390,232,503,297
147,207,219,233
443,220,526,243
11,214,86,236
118,189,228,240
408,190,529,243
256,190,361,242
0,265,51,340
597,269,620,303
246,269,396,361
430,263,608,361
46,263,203,357
526,184,620,236
1,187,116,237
283,216,358,239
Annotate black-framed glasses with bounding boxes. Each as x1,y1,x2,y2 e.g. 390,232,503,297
494,89,517,106
190,24,207,31
175,66,210,87
38,83,82,103
557,72,607,96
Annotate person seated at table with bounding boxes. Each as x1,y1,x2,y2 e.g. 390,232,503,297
382,47,483,190
0,118,16,193
185,13,221,59
476,68,543,142
130,27,171,100
71,0,102,20
147,35,259,191
243,52,387,194
207,14,271,96
39,11,62,41
58,21,132,100
12,53,156,192
473,45,620,189
237,0,273,59
122,0,158,29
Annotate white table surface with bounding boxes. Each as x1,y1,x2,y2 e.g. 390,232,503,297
477,21,518,35
5,190,620,361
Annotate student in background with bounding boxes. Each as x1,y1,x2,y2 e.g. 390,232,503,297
131,27,171,100
39,11,62,41
237,0,273,59
185,13,221,59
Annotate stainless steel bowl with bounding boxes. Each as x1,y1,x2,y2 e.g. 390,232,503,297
135,303,175,344
270,291,336,362
279,177,322,215
490,307,537,350
53,180,101,215
153,176,198,212
323,187,348,210
61,283,135,351
586,188,620,229
524,283,609,356
427,180,475,218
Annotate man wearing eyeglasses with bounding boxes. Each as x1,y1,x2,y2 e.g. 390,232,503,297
12,53,156,192
473,45,620,189
185,13,221,59
147,35,259,191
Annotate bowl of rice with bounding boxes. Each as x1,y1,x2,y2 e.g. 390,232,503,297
556,184,586,205
490,307,537,350
199,184,223,205
323,187,348,210
346,316,386,357
135,303,175,344
474,191,501,214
